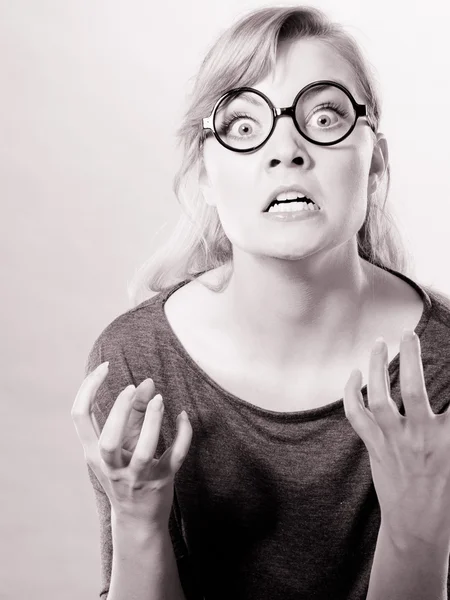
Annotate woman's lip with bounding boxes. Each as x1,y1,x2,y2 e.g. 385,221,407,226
262,208,322,221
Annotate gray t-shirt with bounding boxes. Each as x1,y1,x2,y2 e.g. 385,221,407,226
85,267,450,600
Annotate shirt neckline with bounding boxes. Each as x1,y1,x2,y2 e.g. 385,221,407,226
156,266,434,421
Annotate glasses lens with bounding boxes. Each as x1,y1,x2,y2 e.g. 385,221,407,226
214,90,273,150
295,83,356,143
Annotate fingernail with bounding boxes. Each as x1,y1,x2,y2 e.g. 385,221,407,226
351,369,362,385
179,410,188,420
97,361,109,372
402,329,416,342
150,394,163,410
373,336,385,354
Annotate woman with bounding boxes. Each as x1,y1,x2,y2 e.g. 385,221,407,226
72,6,450,600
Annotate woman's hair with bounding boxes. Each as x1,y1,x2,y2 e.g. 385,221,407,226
128,5,411,306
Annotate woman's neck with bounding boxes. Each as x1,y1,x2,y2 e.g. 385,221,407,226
220,245,379,369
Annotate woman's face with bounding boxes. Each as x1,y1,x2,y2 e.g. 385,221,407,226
200,38,386,262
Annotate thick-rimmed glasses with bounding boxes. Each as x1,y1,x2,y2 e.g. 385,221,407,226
202,80,375,152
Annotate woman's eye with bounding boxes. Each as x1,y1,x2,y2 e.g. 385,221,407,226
229,118,256,137
308,109,341,129
223,115,260,137
231,119,255,136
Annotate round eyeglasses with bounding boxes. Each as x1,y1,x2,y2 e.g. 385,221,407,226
202,80,376,152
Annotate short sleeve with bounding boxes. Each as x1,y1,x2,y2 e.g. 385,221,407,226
83,332,203,599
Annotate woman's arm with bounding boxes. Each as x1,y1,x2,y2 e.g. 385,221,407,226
108,512,187,600
89,464,200,600
79,340,199,600
343,333,450,599
366,524,449,600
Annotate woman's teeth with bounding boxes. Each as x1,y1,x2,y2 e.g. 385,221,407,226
268,201,320,213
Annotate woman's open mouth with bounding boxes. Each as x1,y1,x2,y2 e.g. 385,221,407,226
265,197,320,213
262,195,322,221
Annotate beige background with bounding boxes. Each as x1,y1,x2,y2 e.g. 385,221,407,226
2,1,450,598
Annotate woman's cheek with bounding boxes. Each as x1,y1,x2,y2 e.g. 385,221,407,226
214,168,256,215
334,154,369,204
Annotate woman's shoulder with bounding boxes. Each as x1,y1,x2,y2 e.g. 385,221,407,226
85,267,226,374
426,286,450,311
84,289,176,377
96,292,166,342
381,265,450,342
423,284,450,329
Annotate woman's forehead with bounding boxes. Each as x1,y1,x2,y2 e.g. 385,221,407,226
252,38,359,103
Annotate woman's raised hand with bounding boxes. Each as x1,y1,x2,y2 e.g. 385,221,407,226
343,330,450,551
71,362,193,527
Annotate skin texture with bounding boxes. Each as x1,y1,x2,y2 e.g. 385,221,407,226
199,38,390,372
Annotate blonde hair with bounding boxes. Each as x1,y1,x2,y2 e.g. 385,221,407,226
128,5,411,306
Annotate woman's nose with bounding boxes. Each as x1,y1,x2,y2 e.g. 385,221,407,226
264,116,313,170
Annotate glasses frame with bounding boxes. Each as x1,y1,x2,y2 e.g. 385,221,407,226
202,79,375,152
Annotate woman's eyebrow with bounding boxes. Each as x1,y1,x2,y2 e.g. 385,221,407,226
256,79,353,105
298,79,354,102
235,92,266,106
326,77,351,89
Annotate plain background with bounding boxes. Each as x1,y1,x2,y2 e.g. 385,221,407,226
2,0,450,598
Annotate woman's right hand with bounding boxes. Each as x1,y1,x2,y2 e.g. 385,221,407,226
71,361,193,528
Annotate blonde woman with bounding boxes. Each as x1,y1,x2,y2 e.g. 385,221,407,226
72,6,450,600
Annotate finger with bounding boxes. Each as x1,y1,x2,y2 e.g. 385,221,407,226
129,393,165,472
91,411,101,438
98,384,136,468
343,369,380,453
122,378,157,455
126,378,156,434
399,330,433,420
71,362,110,459
368,337,402,432
132,378,156,413
158,412,193,476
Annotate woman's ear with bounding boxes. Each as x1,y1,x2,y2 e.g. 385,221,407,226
368,133,389,194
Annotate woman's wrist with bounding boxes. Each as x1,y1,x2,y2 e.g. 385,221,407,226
381,515,450,556
109,509,186,600
367,523,449,600
111,507,168,541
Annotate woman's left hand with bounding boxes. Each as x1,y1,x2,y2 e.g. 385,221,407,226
343,330,450,551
